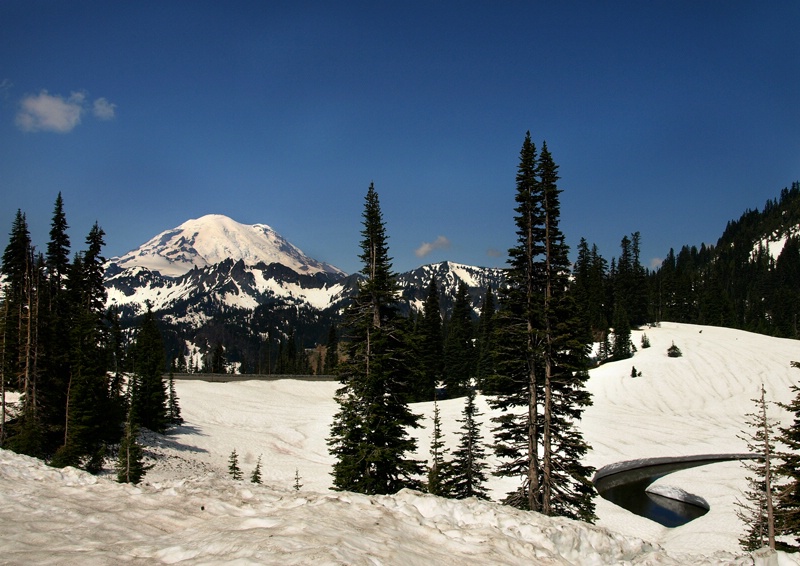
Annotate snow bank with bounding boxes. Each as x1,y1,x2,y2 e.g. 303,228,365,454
0,449,766,565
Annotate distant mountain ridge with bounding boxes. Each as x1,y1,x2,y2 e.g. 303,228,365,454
104,215,504,369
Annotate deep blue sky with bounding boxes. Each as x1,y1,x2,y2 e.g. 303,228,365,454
2,2,799,274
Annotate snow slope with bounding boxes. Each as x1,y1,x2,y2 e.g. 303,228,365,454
109,214,344,277
2,323,799,564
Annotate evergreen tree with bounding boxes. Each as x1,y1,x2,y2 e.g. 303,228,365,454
54,224,113,470
323,323,339,374
251,455,263,484
294,468,303,491
328,183,423,495
735,383,777,551
449,389,489,500
443,282,474,397
416,276,443,401
611,305,632,361
167,372,183,425
116,414,146,484
427,398,452,497
489,133,595,521
228,448,243,480
130,306,169,433
776,361,800,547
475,286,497,387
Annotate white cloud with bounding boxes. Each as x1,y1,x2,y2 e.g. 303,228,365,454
16,89,117,133
414,235,451,258
486,248,503,258
16,90,85,133
92,97,116,120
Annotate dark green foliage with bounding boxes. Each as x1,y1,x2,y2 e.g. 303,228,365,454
427,399,452,497
323,323,339,374
667,342,682,358
489,133,595,521
228,448,243,480
415,277,443,401
449,389,489,500
167,372,183,425
116,416,146,484
251,455,262,484
475,286,497,386
611,306,632,361
641,333,651,349
443,282,475,397
328,183,422,495
294,468,303,491
130,307,169,433
776,362,800,547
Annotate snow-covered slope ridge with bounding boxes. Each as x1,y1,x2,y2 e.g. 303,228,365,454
109,214,344,277
0,448,766,565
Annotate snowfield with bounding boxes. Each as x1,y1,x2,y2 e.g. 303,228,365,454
1,322,800,564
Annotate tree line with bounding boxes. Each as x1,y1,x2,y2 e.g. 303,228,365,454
0,194,178,483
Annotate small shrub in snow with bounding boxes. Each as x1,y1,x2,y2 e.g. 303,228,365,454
667,342,682,358
641,333,651,349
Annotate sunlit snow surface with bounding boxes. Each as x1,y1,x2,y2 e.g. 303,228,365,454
2,323,800,564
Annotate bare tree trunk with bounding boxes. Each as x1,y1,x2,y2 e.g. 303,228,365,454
761,384,776,550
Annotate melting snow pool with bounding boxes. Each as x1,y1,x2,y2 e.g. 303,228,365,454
593,454,753,528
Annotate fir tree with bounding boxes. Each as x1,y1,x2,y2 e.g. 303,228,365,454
323,323,339,375
475,286,497,387
735,383,777,551
776,361,800,547
167,372,183,425
251,455,262,484
489,133,595,521
116,414,146,484
427,398,452,497
328,183,423,495
443,282,474,397
130,306,169,433
294,468,303,491
228,448,243,480
416,276,443,401
449,389,489,500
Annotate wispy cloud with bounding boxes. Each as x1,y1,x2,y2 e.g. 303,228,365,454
415,235,451,258
0,79,12,100
92,97,116,120
486,248,503,258
16,90,117,133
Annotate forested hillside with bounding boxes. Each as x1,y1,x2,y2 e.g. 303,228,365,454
649,182,800,338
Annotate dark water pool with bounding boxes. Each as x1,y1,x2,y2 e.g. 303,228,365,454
593,454,753,528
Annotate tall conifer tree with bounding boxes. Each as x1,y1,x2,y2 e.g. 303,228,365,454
328,183,422,495
489,133,595,520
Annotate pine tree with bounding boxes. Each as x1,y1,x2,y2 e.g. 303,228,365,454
443,282,474,397
251,455,262,484
776,361,800,547
735,383,777,551
427,398,452,497
489,133,595,520
130,306,169,433
328,183,423,495
475,286,497,387
323,323,339,374
416,276,443,401
294,468,303,491
228,448,243,480
449,389,489,500
167,372,183,425
116,414,146,484
54,223,112,470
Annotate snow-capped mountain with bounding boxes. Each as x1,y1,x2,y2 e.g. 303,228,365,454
109,214,344,278
104,216,504,366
